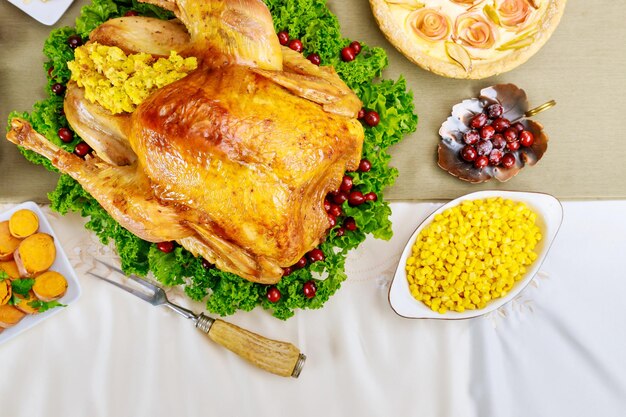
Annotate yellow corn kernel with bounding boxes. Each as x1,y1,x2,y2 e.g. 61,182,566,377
405,198,541,314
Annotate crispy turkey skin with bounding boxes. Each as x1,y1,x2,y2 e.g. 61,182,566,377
130,65,363,266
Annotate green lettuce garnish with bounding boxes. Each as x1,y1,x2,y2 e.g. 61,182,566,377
7,0,418,319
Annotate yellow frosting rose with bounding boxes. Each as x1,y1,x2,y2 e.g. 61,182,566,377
450,0,482,6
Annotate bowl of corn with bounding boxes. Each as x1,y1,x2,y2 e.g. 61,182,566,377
388,191,563,319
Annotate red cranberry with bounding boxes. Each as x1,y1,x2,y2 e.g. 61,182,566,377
340,175,353,192
507,141,520,151
51,83,65,95
519,130,535,147
469,113,488,129
277,31,290,46
307,53,321,66
303,280,317,299
333,191,349,205
341,46,356,62
344,217,357,231
288,39,303,52
74,142,92,157
357,108,365,119
67,34,83,49
335,227,345,237
480,125,495,140
58,127,73,143
473,155,489,169
328,204,342,218
282,267,293,277
358,159,372,172
486,103,503,118
124,10,139,16
460,145,477,162
156,241,174,253
476,140,493,156
364,110,380,127
364,192,377,202
491,117,511,133
324,199,331,212
504,127,518,142
512,122,525,132
463,130,480,145
201,258,214,270
47,66,54,77
295,256,307,269
489,149,503,166
349,41,362,55
267,286,281,303
328,214,337,228
501,153,516,168
348,190,365,206
307,248,325,263
491,134,506,150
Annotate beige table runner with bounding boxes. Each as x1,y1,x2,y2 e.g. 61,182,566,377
1,0,625,203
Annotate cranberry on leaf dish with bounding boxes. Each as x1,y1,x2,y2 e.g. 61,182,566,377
437,83,550,183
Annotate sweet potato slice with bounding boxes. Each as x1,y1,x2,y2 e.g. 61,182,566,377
14,233,56,277
0,279,11,306
0,261,20,280
32,271,67,302
9,209,39,239
15,291,40,314
0,304,25,328
0,221,22,261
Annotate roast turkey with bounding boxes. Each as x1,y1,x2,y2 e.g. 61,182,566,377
6,0,364,284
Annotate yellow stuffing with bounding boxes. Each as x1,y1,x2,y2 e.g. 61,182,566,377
67,42,197,114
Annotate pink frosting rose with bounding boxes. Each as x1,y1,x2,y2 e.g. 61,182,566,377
454,12,497,49
408,8,452,42
497,0,533,28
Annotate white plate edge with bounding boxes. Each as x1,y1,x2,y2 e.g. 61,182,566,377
6,0,75,26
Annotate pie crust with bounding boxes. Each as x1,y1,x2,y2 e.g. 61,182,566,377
369,0,567,79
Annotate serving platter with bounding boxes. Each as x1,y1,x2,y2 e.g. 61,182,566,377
388,190,562,319
0,202,81,345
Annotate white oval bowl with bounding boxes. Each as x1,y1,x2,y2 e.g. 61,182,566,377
388,191,563,319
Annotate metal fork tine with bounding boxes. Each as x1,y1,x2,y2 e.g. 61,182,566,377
87,271,154,303
95,259,159,293
125,273,161,292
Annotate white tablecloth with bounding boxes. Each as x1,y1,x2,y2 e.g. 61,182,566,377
1,201,625,417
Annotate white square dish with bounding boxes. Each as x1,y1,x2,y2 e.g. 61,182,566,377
0,201,81,345
388,191,563,319
7,0,75,26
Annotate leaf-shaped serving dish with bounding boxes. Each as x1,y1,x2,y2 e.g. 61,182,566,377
438,83,551,183
369,0,567,79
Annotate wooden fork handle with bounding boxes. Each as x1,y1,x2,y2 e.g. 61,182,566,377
198,315,305,378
